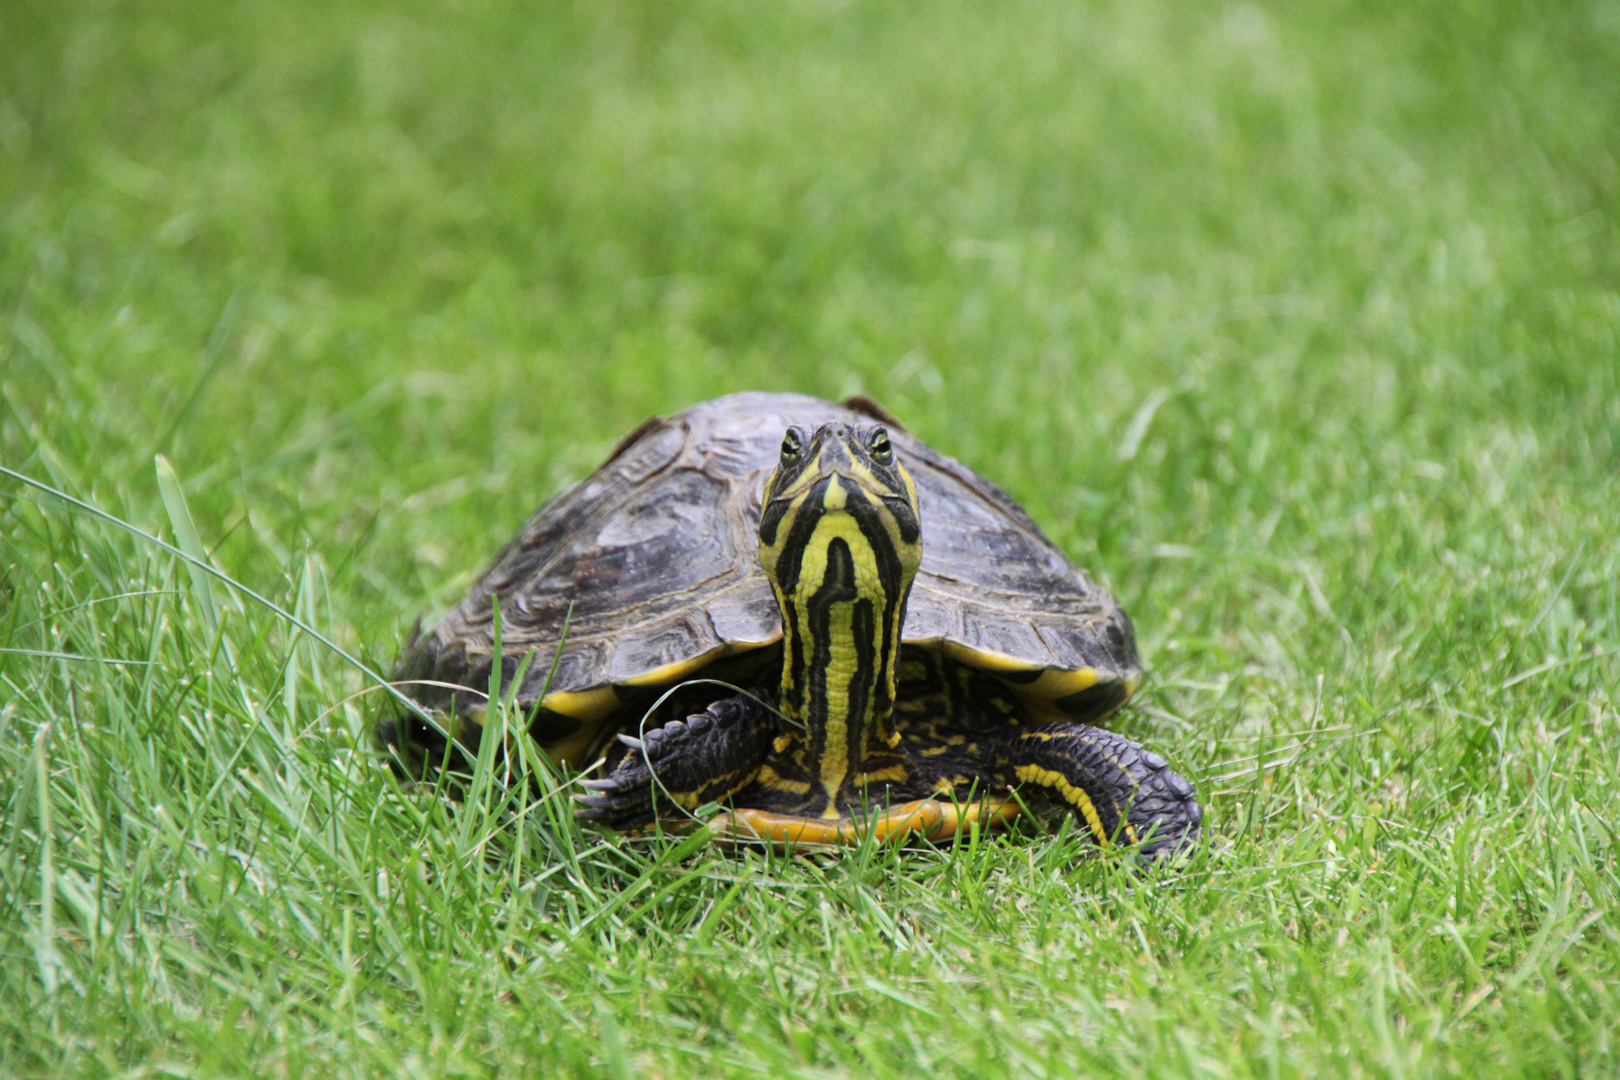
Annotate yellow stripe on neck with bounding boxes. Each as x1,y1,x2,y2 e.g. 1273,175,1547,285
783,481,903,812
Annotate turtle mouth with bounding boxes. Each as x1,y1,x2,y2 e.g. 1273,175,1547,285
763,461,918,543
824,463,894,499
763,462,885,510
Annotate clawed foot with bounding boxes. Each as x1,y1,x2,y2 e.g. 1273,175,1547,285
573,715,705,826
574,691,778,829
999,722,1203,863
1120,746,1202,862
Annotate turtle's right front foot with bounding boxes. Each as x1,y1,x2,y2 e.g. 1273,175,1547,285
574,690,779,829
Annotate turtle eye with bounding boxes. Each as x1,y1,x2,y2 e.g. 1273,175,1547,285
868,427,892,463
780,429,802,463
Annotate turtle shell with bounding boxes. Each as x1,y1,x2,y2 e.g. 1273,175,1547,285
396,392,1139,762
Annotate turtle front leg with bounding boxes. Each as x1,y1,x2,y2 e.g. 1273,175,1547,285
991,723,1203,862
575,690,781,829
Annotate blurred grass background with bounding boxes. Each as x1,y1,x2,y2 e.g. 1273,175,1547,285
2,0,1618,1076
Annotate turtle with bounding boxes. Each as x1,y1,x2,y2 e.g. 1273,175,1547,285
380,391,1202,859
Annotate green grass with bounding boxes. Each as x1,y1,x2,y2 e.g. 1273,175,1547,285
3,0,1619,1075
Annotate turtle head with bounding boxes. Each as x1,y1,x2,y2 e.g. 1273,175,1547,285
758,421,922,610
757,421,921,809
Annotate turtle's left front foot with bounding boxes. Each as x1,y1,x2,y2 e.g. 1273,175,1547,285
574,690,778,829
998,723,1203,863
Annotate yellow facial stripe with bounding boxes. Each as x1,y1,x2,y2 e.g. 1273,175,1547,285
822,474,849,511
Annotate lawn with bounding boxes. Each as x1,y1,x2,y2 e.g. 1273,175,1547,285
2,0,1618,1075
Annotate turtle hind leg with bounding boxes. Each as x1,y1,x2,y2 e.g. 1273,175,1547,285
994,723,1203,862
575,689,779,829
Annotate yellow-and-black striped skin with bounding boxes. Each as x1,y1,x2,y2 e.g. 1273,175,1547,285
575,422,1202,861
757,421,920,817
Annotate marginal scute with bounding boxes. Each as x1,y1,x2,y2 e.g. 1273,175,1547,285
541,684,620,721
900,599,952,644
615,645,726,689
605,608,720,683
940,639,1043,675
534,638,611,700
1049,680,1130,722
1008,666,1126,724
704,590,782,646
1032,666,1102,698
952,612,1053,670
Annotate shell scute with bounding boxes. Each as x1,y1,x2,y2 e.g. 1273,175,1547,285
605,608,721,684
953,610,1052,670
704,588,782,647
610,419,687,484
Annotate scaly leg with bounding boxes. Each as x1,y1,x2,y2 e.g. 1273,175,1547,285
575,690,780,829
990,722,1202,861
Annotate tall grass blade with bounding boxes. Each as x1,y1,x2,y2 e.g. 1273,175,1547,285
154,453,221,634
30,723,59,999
